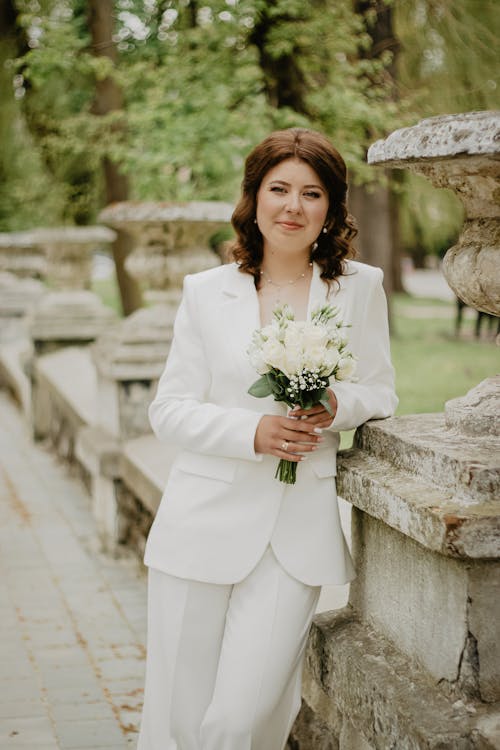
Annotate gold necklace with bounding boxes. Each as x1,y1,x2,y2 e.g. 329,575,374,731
259,262,312,290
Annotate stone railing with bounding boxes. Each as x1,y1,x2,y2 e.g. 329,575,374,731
0,226,116,416
290,111,500,749
0,205,232,554
51,202,231,550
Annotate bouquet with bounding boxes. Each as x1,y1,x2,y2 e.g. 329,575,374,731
247,304,356,484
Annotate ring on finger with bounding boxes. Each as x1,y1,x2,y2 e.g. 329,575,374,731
281,440,289,452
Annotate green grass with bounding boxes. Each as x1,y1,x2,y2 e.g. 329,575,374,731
391,294,498,415
92,277,122,316
92,279,498,422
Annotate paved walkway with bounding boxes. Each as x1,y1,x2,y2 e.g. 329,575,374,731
0,393,146,749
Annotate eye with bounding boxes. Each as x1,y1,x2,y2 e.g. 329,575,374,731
270,186,286,193
304,191,322,199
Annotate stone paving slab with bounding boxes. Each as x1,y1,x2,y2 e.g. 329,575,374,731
0,392,146,749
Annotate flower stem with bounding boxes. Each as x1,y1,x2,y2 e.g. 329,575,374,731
275,459,297,484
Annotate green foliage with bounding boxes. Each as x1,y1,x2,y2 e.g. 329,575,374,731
1,0,497,233
395,0,499,115
399,174,464,259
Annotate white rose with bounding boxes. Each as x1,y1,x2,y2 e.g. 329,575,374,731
302,322,329,349
248,342,269,374
303,346,326,371
320,348,341,375
283,322,303,349
336,355,357,381
262,338,286,371
260,323,278,341
283,347,303,378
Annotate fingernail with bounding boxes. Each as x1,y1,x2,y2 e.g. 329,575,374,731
300,456,308,461
314,427,323,434
288,415,299,420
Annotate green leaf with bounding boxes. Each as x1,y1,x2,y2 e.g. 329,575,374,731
248,375,273,398
319,393,334,416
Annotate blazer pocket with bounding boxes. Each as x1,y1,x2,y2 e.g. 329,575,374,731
310,451,337,478
174,450,237,484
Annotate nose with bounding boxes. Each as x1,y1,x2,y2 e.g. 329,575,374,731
285,191,301,213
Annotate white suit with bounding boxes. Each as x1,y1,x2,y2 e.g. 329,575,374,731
138,259,397,750
145,259,397,585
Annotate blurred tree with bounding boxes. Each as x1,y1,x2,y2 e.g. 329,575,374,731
88,0,142,314
394,0,499,267
1,0,497,287
349,0,402,293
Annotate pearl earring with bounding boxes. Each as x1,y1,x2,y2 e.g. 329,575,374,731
322,226,328,234
312,241,318,251
254,218,257,224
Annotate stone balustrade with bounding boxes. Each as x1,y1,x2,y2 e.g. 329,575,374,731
290,111,500,749
77,200,231,548
0,230,47,278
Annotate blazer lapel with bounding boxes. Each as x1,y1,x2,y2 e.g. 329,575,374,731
307,261,345,320
219,262,347,385
220,264,261,385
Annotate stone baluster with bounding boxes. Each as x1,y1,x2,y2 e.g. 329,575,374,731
29,226,118,355
0,232,47,412
0,230,47,279
93,200,232,440
29,226,118,441
290,111,500,749
78,201,232,549
0,230,47,336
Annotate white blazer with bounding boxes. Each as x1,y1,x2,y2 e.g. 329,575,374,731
145,260,397,586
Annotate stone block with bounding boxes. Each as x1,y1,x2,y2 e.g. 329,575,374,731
299,608,497,749
349,509,472,687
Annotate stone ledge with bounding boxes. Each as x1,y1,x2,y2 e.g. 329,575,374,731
121,434,177,516
302,608,500,749
367,111,500,165
337,450,499,559
75,425,121,479
34,347,97,427
0,339,31,416
352,415,499,503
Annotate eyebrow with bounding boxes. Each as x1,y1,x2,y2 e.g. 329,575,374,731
268,179,325,191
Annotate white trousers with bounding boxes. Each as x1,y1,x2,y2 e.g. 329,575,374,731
137,546,320,750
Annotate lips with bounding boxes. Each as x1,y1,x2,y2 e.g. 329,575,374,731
278,221,303,229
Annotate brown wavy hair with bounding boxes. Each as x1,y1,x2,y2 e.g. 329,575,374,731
230,127,357,285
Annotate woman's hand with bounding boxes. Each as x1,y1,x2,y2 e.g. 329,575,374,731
254,414,324,462
287,388,338,429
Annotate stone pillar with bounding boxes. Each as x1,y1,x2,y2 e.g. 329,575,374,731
29,226,118,440
94,200,232,440
0,230,47,279
0,231,47,340
0,233,46,414
29,226,118,355
290,111,500,749
79,201,232,548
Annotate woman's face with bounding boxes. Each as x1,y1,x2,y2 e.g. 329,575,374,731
255,158,329,259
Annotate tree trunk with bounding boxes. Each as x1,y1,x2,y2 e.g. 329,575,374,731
352,0,402,293
349,182,393,291
87,0,142,316
249,2,309,114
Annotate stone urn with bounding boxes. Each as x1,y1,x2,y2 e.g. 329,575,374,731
28,226,118,354
94,200,233,440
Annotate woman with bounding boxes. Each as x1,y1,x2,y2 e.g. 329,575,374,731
138,128,397,750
